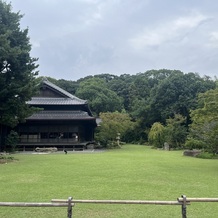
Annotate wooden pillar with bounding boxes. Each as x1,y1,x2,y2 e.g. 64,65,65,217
181,195,187,218
67,197,73,218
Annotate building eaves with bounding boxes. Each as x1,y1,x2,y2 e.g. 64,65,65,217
27,97,85,105
26,110,96,120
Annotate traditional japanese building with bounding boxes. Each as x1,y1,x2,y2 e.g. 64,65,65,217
16,78,97,151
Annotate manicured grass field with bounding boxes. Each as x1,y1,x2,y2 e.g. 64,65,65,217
0,145,217,218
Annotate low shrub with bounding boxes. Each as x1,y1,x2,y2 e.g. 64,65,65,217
0,155,15,164
196,152,218,159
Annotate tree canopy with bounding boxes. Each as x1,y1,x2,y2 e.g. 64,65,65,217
0,1,38,127
188,88,218,153
95,111,135,148
47,70,216,146
75,77,123,115
140,71,216,126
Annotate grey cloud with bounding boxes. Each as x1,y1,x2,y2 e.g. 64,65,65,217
8,0,218,80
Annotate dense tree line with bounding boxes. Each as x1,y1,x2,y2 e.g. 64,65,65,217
52,70,216,120
49,70,216,151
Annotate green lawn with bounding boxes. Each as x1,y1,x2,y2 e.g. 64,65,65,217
0,145,217,218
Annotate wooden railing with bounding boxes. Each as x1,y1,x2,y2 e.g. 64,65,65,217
0,196,218,218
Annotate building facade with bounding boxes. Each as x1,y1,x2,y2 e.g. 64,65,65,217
16,79,97,151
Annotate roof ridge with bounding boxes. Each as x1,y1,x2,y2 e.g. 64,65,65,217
43,79,86,103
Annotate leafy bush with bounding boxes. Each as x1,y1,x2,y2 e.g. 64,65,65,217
164,114,188,149
185,138,206,150
0,156,15,164
188,88,218,154
5,130,19,152
148,122,165,148
95,111,135,148
106,140,120,149
196,152,218,159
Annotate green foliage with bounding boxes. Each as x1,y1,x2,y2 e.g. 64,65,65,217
146,71,216,126
188,88,218,153
95,111,135,148
5,130,19,151
164,114,188,148
0,155,15,164
122,120,147,144
148,114,188,149
106,74,133,111
184,138,206,150
196,152,218,159
148,122,165,148
0,1,38,127
76,78,123,115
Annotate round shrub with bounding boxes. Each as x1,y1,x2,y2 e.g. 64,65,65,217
184,138,206,150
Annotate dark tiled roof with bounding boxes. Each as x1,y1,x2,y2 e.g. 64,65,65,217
27,78,87,106
27,110,95,120
27,97,85,105
43,79,86,103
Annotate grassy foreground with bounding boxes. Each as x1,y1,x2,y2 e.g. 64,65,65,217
0,145,217,218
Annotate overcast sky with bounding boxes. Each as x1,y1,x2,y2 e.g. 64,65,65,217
9,0,218,81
